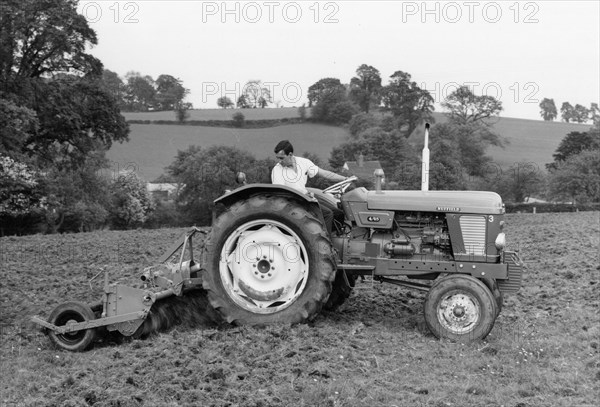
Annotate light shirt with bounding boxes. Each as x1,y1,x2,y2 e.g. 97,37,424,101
271,156,319,194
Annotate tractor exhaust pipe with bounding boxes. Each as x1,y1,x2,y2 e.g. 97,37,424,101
421,123,430,192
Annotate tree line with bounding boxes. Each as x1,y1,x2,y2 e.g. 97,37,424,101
103,70,192,114
539,98,599,124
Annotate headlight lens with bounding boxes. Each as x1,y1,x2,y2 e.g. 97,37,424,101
495,232,506,250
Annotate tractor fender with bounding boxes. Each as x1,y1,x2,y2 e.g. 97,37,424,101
213,183,324,222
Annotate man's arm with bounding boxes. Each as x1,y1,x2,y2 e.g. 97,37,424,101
317,168,346,183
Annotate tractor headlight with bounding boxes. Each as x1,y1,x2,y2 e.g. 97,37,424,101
495,232,506,250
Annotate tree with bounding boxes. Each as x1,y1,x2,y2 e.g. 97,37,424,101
560,102,575,123
441,85,503,125
25,76,129,169
308,78,355,123
492,162,544,203
548,149,600,204
429,122,504,177
0,98,38,160
217,96,234,109
381,71,434,137
349,64,382,113
539,98,557,121
348,113,379,139
329,126,418,180
307,78,346,107
548,129,600,169
109,173,154,229
232,112,245,128
43,156,111,232
101,69,125,106
0,154,45,216
242,80,271,108
0,0,101,84
237,94,250,109
175,102,192,123
155,74,188,111
572,104,590,123
124,72,156,111
167,145,261,225
590,103,600,127
0,0,130,233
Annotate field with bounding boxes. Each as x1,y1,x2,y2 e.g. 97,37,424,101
109,109,592,182
107,122,348,181
1,212,599,406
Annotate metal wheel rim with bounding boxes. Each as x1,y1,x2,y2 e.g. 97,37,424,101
219,219,309,314
437,291,481,335
53,311,87,345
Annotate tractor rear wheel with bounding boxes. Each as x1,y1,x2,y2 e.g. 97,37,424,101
424,274,497,342
202,195,336,325
47,302,97,351
324,270,355,311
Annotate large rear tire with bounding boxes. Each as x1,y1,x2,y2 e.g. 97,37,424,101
324,270,355,311
424,274,497,342
202,195,336,325
47,302,97,351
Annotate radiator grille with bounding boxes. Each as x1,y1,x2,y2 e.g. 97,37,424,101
459,215,486,256
497,251,524,293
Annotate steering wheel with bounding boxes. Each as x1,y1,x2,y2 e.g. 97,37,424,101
323,175,358,196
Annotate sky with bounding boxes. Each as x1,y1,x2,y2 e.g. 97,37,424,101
78,0,600,121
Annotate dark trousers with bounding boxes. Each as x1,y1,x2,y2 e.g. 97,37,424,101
315,195,344,235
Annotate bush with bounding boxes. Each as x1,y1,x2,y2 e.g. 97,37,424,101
329,101,359,124
349,113,379,138
144,199,186,228
108,174,154,229
505,202,600,213
232,112,245,128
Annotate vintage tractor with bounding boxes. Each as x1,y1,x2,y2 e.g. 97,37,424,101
32,125,523,351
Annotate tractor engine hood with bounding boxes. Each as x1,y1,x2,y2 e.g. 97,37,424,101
365,190,504,214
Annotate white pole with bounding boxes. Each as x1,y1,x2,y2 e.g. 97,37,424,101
421,123,430,191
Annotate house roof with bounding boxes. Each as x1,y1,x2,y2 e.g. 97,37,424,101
147,183,178,193
342,160,383,180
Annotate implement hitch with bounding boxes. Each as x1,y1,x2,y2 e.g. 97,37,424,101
31,227,207,351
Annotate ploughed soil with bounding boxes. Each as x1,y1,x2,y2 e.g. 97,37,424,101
1,212,599,407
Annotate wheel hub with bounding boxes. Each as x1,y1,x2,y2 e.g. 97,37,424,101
437,292,481,334
453,305,465,318
255,258,273,277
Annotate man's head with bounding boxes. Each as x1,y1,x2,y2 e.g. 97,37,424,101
274,140,294,167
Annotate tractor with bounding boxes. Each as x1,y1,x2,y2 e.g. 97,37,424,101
32,125,523,351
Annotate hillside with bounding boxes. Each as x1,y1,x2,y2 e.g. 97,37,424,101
107,109,592,182
107,121,347,181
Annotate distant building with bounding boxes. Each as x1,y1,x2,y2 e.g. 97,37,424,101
342,153,384,184
147,183,178,200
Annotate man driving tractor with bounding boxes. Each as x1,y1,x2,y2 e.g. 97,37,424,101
271,140,347,234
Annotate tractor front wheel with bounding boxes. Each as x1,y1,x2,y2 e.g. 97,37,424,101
424,274,497,342
47,302,97,351
202,195,336,325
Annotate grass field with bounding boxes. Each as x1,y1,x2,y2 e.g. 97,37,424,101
107,122,348,181
107,108,593,182
1,212,598,406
